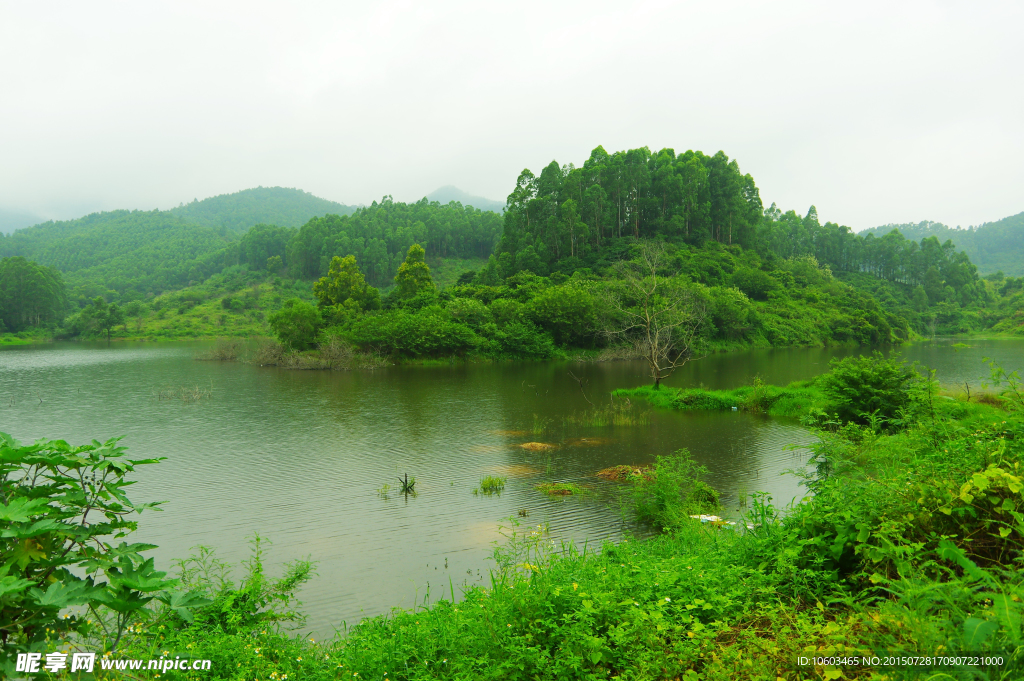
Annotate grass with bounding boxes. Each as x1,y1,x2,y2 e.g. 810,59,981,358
595,464,653,482
479,476,507,494
615,378,822,418
563,403,651,427
535,482,588,496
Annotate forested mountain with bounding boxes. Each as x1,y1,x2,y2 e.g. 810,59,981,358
0,211,236,301
0,193,503,303
169,186,357,233
284,197,502,287
425,186,505,213
860,212,1024,276
493,145,983,307
2,145,1018,345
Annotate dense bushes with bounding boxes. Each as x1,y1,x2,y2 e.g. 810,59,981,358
818,352,921,427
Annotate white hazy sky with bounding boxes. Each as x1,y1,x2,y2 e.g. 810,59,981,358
1,0,1021,230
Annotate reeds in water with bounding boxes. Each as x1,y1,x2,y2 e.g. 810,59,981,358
156,383,213,403
564,403,650,427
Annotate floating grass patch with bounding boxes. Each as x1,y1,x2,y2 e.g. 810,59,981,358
488,429,530,437
615,380,821,418
536,482,588,496
595,464,654,482
564,403,650,427
479,476,507,494
519,442,556,451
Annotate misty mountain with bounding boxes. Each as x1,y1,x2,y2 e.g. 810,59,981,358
0,186,359,297
425,186,504,213
169,186,356,232
861,211,1024,276
0,207,46,234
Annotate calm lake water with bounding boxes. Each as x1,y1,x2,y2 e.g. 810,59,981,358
1,337,1021,636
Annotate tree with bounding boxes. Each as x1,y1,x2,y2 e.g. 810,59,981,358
267,299,321,351
312,255,381,312
0,256,67,332
606,241,708,389
393,244,434,299
86,297,125,340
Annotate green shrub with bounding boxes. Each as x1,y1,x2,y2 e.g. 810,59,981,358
819,352,920,427
347,307,480,357
628,450,721,531
267,298,322,351
492,320,556,359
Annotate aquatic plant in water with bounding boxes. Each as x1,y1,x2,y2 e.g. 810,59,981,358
479,476,507,494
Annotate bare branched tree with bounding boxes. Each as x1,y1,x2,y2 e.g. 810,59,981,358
604,240,708,389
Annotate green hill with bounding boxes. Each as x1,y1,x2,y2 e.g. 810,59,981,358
861,211,1024,276
169,186,356,232
0,187,360,300
0,210,235,299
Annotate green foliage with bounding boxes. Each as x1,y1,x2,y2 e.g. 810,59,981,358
626,450,721,530
818,352,921,427
393,244,435,300
0,256,67,332
535,482,588,496
862,211,1024,277
527,284,597,346
286,198,501,286
0,432,206,672
346,307,480,357
479,476,507,494
267,299,322,351
312,255,381,312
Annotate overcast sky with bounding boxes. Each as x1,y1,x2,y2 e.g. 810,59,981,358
1,1,1021,230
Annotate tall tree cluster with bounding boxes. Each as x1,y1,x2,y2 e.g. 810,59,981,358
498,146,763,275
0,256,67,332
760,205,984,306
284,197,501,286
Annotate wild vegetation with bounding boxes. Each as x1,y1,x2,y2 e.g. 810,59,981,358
862,212,1024,277
5,355,1022,678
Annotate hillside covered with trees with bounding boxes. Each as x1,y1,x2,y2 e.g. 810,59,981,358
861,212,1024,277
1,146,1021,349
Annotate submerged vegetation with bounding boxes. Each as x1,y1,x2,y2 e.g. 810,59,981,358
535,482,590,497
478,476,507,494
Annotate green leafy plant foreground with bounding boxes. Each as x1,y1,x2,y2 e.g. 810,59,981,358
0,432,209,675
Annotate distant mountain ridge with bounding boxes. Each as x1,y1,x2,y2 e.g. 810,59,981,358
860,211,1024,276
168,186,356,232
425,186,504,213
0,186,359,296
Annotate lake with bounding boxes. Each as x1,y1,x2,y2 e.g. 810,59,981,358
1,337,1020,636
